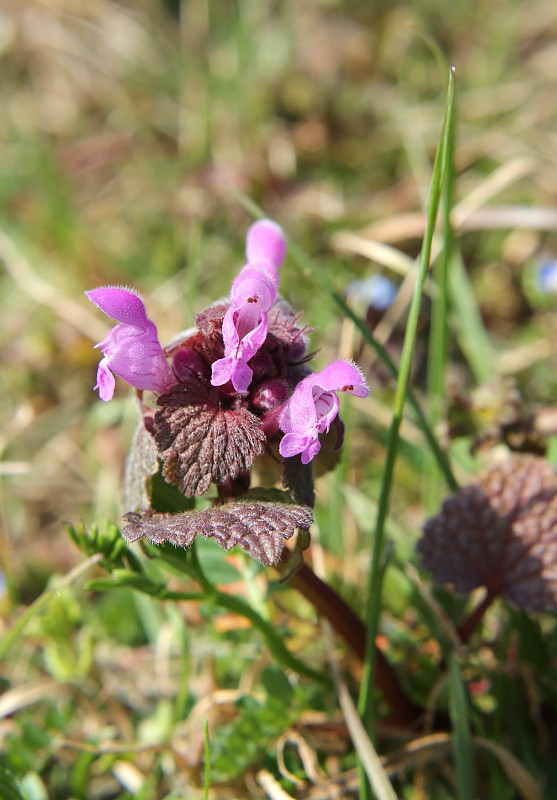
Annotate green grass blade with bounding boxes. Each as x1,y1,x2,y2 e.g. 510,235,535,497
334,664,399,800
449,251,495,383
448,653,476,800
204,720,211,800
426,73,457,512
325,282,458,492
358,67,457,750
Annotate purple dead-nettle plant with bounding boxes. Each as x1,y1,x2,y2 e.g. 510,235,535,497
86,219,369,566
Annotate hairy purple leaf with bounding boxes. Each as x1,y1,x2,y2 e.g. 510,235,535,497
419,455,557,612
122,510,196,546
153,378,266,497
122,501,313,566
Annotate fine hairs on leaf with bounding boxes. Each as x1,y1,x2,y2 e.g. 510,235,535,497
419,454,557,612
122,501,314,566
153,379,266,497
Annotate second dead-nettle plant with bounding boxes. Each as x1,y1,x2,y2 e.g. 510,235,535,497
86,219,369,567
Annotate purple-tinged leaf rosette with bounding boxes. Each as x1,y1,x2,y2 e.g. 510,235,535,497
279,360,369,464
211,219,287,394
85,287,175,401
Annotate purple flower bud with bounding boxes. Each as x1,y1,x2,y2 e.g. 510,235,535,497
251,378,292,413
211,219,287,394
251,378,292,436
86,287,175,401
246,219,287,281
170,343,209,382
279,360,369,464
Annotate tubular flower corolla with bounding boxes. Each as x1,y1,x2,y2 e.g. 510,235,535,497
210,219,286,393
279,360,370,464
85,287,175,401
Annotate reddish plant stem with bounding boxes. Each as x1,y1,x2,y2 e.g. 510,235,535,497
457,590,495,644
279,557,422,728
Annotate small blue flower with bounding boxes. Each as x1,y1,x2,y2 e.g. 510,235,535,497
536,259,557,294
347,275,398,310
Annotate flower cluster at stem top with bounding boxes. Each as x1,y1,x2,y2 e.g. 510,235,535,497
86,219,369,475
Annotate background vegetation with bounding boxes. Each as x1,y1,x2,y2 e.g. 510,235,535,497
2,1,557,798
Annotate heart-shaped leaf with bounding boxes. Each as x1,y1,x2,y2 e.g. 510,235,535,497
154,377,266,497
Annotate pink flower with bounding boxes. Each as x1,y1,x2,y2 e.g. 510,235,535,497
279,360,369,464
86,287,175,401
245,218,286,282
211,219,286,394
